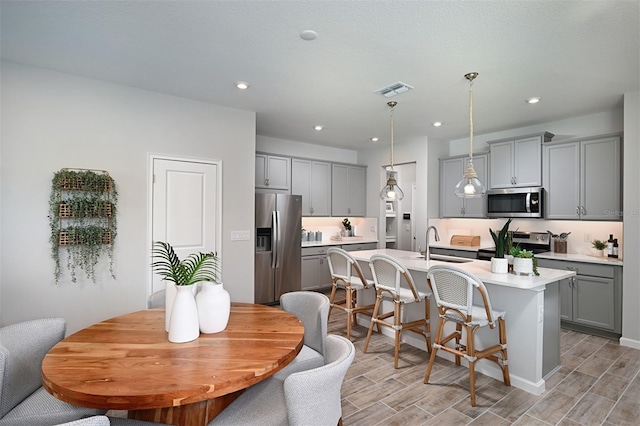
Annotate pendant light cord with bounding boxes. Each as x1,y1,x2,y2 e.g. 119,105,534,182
468,78,474,163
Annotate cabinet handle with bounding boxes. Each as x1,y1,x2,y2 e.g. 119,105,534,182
581,206,586,215
265,178,269,186
310,206,314,215
576,206,580,215
348,207,351,214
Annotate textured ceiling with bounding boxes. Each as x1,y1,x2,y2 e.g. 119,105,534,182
1,0,638,150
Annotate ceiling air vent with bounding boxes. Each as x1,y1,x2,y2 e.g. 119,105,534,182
374,81,414,98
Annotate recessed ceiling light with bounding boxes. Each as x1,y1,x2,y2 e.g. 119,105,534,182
432,121,442,127
300,30,318,41
370,137,379,142
314,125,323,131
235,81,249,90
526,97,541,104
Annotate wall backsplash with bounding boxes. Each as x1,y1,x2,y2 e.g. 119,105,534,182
302,217,379,243
428,218,624,258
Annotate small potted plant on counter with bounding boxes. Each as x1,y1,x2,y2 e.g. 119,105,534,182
489,218,512,274
342,218,352,237
510,246,539,276
592,239,607,257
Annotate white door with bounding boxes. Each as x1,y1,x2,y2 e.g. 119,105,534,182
151,157,221,295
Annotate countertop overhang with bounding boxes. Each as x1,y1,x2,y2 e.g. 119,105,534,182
349,248,575,291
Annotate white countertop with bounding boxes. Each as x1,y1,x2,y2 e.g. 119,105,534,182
349,248,575,291
302,238,378,248
429,244,624,266
536,251,623,266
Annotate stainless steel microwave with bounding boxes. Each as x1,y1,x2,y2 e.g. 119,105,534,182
487,187,544,218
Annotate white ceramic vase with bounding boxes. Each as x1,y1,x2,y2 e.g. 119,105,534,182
168,284,200,343
491,257,509,274
164,281,197,331
513,257,534,275
196,282,231,334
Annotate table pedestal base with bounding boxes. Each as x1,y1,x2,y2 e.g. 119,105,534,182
128,390,244,426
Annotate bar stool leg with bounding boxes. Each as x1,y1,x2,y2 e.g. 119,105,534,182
345,286,353,340
393,300,401,369
363,292,382,354
424,316,445,383
499,317,511,386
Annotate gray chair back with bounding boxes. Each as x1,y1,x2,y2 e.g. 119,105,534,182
284,334,355,425
55,416,110,426
0,318,66,417
280,291,329,355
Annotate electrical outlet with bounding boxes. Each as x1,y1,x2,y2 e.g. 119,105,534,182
231,230,250,241
584,233,592,242
370,225,376,233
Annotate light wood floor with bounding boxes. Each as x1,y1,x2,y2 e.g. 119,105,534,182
328,298,640,425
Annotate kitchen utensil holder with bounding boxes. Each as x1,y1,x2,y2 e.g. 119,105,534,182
554,240,567,253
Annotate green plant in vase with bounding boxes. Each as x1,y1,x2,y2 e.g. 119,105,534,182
489,218,512,258
509,247,539,276
151,241,220,286
342,218,352,236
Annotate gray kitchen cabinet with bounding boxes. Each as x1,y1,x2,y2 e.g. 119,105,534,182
342,242,378,252
488,132,553,189
439,154,488,218
331,164,366,217
543,134,621,220
301,246,333,291
255,154,290,191
291,159,331,216
537,258,622,338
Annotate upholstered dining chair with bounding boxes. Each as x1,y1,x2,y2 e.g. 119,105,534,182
55,416,169,425
209,334,355,426
273,291,329,380
424,264,511,406
148,289,165,309
363,254,432,368
326,247,377,340
0,318,106,426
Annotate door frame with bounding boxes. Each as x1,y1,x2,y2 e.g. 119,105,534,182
147,153,223,302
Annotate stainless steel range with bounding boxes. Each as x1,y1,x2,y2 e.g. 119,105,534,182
477,231,551,261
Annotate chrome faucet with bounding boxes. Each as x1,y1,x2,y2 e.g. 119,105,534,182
425,226,440,261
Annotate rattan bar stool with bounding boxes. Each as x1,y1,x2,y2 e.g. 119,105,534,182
363,254,432,368
326,247,377,340
424,264,510,406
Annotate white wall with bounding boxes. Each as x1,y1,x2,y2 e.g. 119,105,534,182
622,90,640,347
0,62,256,334
257,135,358,163
448,109,624,157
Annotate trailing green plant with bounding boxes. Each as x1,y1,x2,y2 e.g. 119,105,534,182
151,241,220,286
342,218,352,231
592,239,607,250
509,247,539,276
49,169,118,284
489,218,512,258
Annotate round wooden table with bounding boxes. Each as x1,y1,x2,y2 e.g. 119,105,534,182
42,303,304,426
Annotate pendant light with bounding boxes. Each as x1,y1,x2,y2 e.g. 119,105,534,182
455,72,486,198
379,101,405,201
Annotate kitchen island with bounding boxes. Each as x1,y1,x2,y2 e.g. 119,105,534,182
348,248,575,395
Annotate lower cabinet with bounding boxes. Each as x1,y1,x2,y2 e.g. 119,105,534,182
537,259,622,338
301,246,333,291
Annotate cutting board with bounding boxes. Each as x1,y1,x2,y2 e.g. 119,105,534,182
450,235,481,246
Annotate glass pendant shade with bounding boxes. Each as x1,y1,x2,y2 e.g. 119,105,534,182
380,171,405,200
456,72,486,198
454,161,485,197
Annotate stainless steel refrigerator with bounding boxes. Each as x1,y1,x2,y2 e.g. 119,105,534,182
255,193,302,304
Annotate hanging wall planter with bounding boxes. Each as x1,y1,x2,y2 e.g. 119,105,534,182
49,168,118,283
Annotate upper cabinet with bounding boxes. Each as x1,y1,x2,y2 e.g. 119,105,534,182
488,132,554,189
291,159,331,216
331,164,366,217
439,154,488,218
544,134,621,221
255,154,290,191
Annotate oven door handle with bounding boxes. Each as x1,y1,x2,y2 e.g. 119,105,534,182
525,192,531,213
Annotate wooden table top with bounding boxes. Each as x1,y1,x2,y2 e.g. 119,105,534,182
42,303,304,412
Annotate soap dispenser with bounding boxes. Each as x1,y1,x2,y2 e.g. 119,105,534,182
607,234,615,257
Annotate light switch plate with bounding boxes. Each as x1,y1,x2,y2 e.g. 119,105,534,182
231,230,250,241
